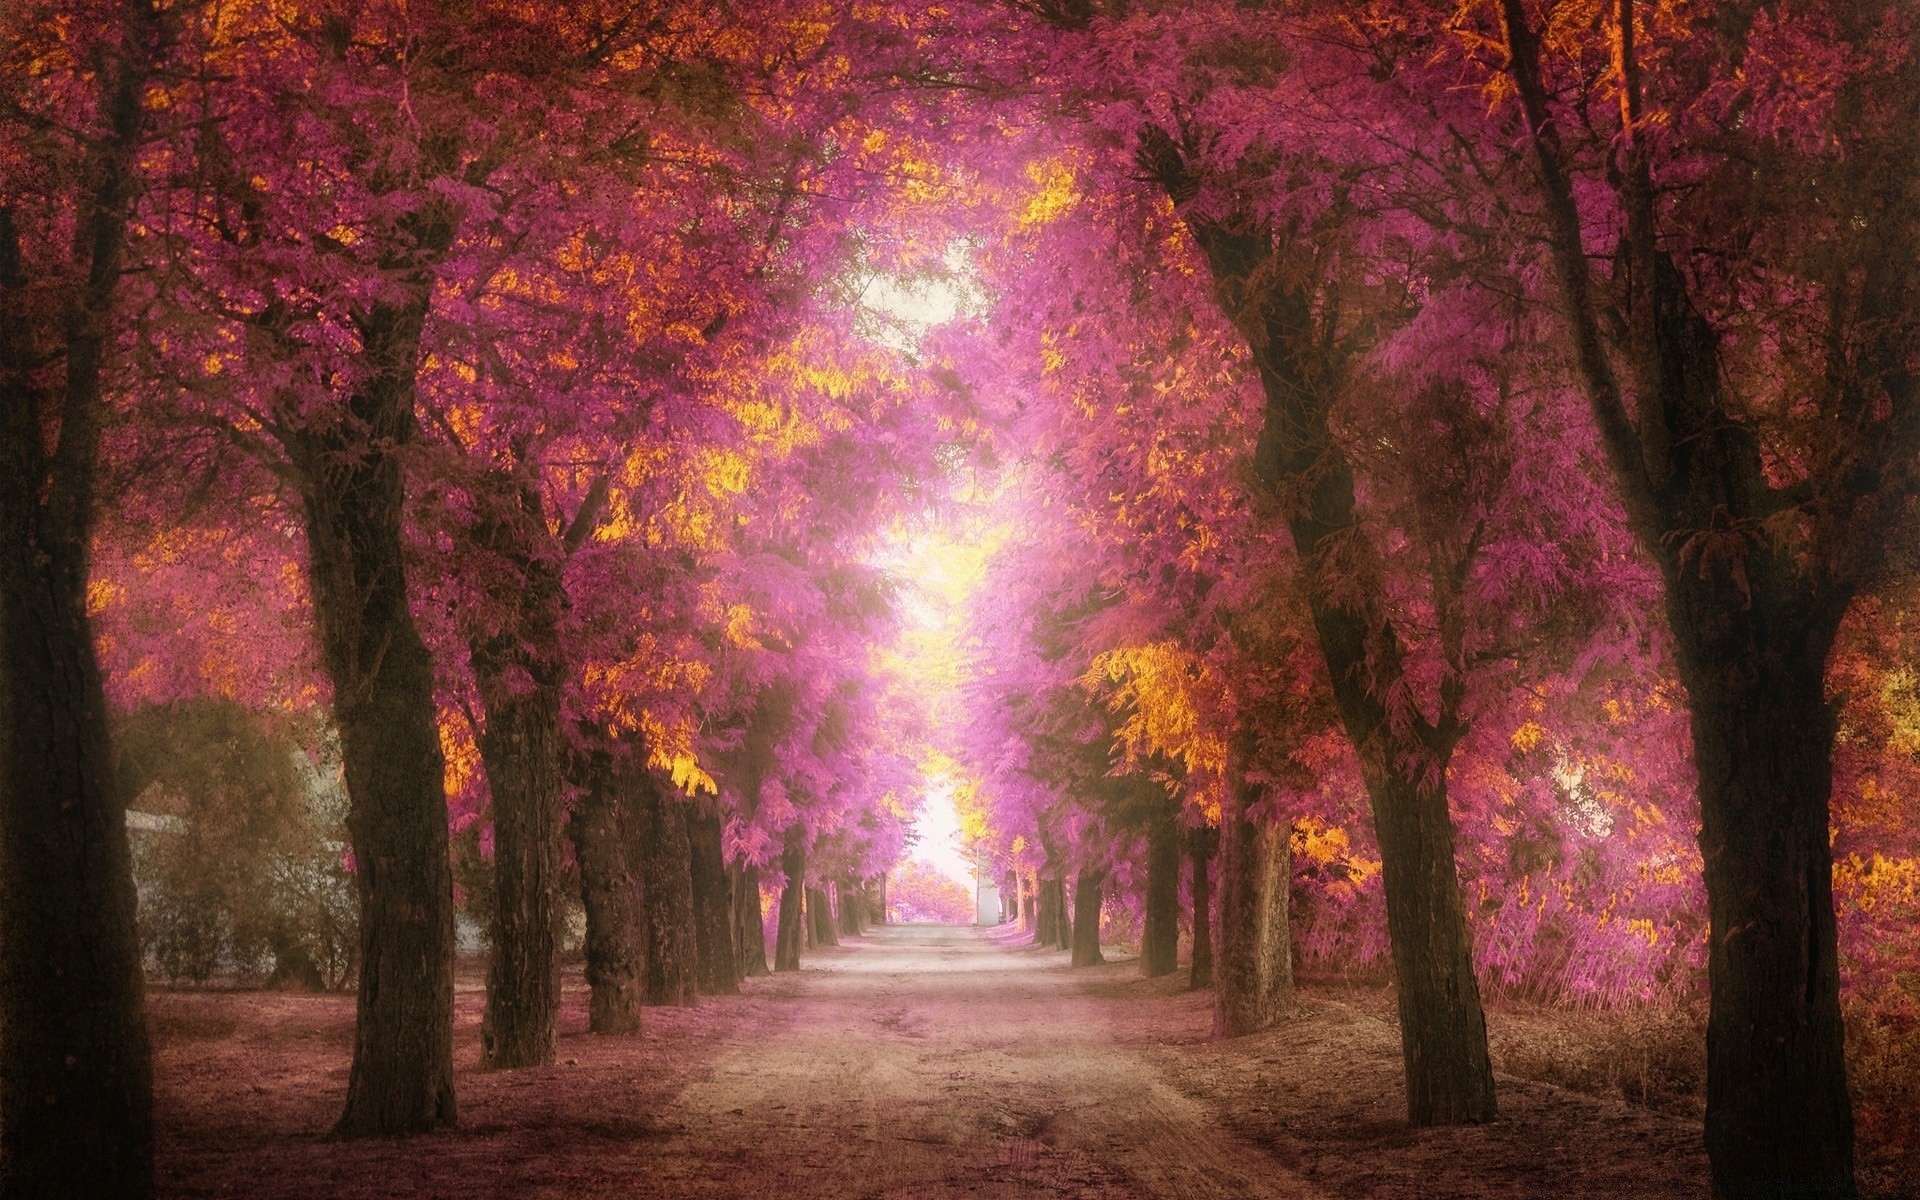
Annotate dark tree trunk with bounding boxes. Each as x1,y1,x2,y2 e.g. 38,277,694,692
1188,826,1217,990
731,864,769,978
1141,815,1181,978
637,780,697,1007
469,473,566,1069
0,315,155,1200
1140,124,1496,1125
0,14,161,1193
297,291,458,1138
1034,873,1058,946
837,880,864,937
1368,767,1496,1124
1496,11,1882,1181
687,810,738,996
1689,645,1853,1200
774,837,806,971
1052,876,1072,951
1213,787,1290,1037
472,673,562,1066
807,886,839,947
566,744,644,1035
1070,868,1106,967
875,873,888,923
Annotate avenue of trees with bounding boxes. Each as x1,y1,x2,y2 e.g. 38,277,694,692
2,3,1915,1200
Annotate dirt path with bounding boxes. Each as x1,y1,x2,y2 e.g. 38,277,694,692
632,923,1317,1199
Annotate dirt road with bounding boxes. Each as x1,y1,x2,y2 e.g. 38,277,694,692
633,923,1317,1199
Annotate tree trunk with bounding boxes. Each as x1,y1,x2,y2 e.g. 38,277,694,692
566,744,644,1035
1034,873,1057,946
1497,10,1865,1183
1070,867,1106,967
1213,791,1290,1037
472,669,562,1067
774,837,806,971
1368,766,1497,1124
838,880,864,937
0,14,163,1193
1052,876,1072,951
1141,815,1181,978
1140,124,1496,1125
687,809,738,995
637,780,698,1007
1189,826,1217,990
875,873,888,923
1690,645,1854,1198
468,478,566,1068
300,292,458,1137
0,343,156,1200
731,864,769,978
807,886,839,947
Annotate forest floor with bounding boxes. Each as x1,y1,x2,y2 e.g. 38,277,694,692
150,924,1902,1199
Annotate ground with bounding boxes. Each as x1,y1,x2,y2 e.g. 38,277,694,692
150,924,1894,1199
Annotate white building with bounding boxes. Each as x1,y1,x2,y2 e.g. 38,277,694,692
973,854,1002,925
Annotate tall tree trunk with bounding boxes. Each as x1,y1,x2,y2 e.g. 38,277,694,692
1213,787,1290,1037
1034,872,1059,946
1141,814,1181,978
807,886,839,947
469,473,565,1069
1188,826,1217,990
300,291,458,1138
566,743,644,1035
875,873,888,924
1497,8,1887,1182
687,809,738,996
774,837,806,971
638,780,697,1007
0,11,161,1192
1053,876,1072,951
1070,867,1106,967
472,673,562,1066
1690,647,1852,1199
837,880,864,937
1368,767,1495,1123
731,864,769,978
1140,124,1496,1126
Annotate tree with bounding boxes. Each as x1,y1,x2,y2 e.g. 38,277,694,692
1490,0,1920,1189
0,0,164,1191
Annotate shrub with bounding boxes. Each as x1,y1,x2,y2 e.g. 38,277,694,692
119,700,357,989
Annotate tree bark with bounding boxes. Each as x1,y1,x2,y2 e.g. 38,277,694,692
807,886,839,947
1213,787,1290,1037
731,863,769,978
469,474,565,1069
837,880,864,937
774,836,806,971
1141,814,1182,978
1139,125,1495,1124
1188,826,1217,990
1497,5,1895,1182
566,743,644,1035
1051,875,1072,951
298,288,458,1137
1070,867,1106,967
0,11,161,1193
638,781,698,1007
687,809,739,995
473,673,562,1065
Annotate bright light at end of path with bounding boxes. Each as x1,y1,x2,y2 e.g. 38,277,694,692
913,774,975,890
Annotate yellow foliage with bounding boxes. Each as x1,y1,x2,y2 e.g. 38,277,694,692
86,578,126,616
1019,158,1080,230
